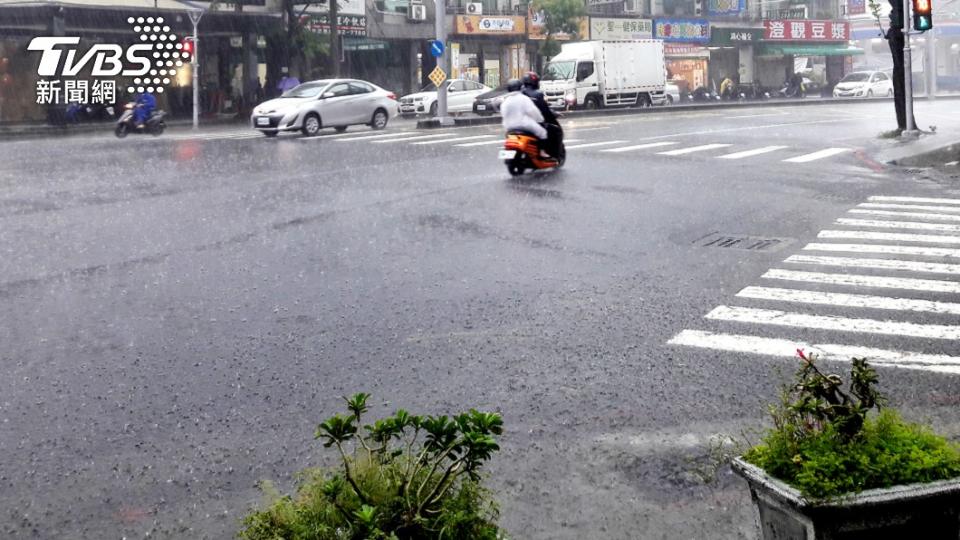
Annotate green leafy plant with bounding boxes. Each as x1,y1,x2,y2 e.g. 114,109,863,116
531,0,586,60
238,393,505,539
744,351,960,499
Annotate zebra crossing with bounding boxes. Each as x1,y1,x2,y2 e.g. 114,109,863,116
668,195,960,375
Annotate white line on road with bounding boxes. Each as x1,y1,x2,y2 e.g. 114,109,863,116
736,286,960,315
411,135,494,145
705,305,960,340
782,148,851,163
668,330,960,373
601,142,677,153
658,143,732,156
333,131,421,142
803,242,960,258
784,254,960,275
818,230,960,245
849,208,960,222
869,196,960,206
565,127,611,133
565,140,628,149
370,133,455,143
455,138,584,148
762,268,960,294
716,146,789,160
723,112,788,119
859,203,960,214
835,218,960,233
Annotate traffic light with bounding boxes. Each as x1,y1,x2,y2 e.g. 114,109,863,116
180,37,194,56
913,0,933,31
888,0,904,29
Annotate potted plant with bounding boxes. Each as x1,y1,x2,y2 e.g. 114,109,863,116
733,351,960,540
238,393,505,539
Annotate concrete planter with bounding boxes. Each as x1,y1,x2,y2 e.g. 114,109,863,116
732,457,960,540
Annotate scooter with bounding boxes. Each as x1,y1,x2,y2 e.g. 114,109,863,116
114,102,166,138
499,125,565,176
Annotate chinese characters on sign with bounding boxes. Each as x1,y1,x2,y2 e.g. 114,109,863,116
763,19,848,41
305,14,367,36
454,15,526,35
707,0,745,16
653,18,710,43
847,0,866,15
588,17,653,40
36,80,117,105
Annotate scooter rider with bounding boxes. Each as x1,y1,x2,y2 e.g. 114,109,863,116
520,72,562,159
133,91,156,129
500,78,547,144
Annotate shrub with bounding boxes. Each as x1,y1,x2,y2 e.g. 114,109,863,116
238,393,505,540
744,351,960,499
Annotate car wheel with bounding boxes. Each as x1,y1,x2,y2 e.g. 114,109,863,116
370,108,388,130
335,126,348,133
262,131,278,138
867,89,873,98
301,113,321,137
429,102,438,117
666,95,674,105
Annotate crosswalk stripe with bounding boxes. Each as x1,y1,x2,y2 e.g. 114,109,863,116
371,133,457,143
411,135,494,145
658,143,731,156
736,286,960,315
869,196,960,206
782,147,850,163
565,140,627,149
454,138,584,147
762,268,960,294
849,208,960,222
785,254,960,275
705,305,960,340
716,146,789,160
668,330,960,373
336,131,424,142
835,218,960,233
803,242,960,258
818,230,960,245
601,142,677,153
859,203,960,214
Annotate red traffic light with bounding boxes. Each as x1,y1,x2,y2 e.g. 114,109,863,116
180,38,194,56
913,0,931,14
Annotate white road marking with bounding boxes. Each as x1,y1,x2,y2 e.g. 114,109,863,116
849,208,960,222
455,138,584,148
803,242,960,258
736,286,960,315
717,145,789,160
869,196,960,206
370,133,456,143
668,330,960,373
658,143,732,156
782,148,850,163
334,131,424,141
762,268,960,294
818,230,960,245
859,203,960,214
723,112,788,119
565,127,611,133
784,254,960,275
565,140,628,149
601,142,678,153
705,305,960,340
411,135,494,145
835,218,960,233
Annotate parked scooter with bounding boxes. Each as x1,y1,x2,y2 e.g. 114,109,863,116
500,124,566,176
114,102,166,138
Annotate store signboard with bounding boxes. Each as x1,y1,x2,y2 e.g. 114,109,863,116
763,20,849,41
847,0,866,15
707,0,746,16
302,0,365,16
304,14,367,36
454,15,527,35
653,18,710,43
711,27,763,45
664,43,711,57
589,17,653,40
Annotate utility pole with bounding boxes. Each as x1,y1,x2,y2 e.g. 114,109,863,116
330,0,340,77
188,8,203,130
902,0,920,134
926,30,937,99
434,0,452,125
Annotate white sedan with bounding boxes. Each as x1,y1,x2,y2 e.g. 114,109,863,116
400,79,492,117
833,71,894,98
251,78,399,137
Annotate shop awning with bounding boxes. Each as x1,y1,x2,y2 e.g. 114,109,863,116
343,37,388,51
757,44,864,56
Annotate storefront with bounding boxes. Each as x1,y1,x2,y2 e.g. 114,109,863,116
757,19,859,92
450,14,526,87
709,27,763,87
654,18,710,93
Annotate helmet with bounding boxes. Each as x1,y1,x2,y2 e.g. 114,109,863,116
521,71,540,90
506,78,522,92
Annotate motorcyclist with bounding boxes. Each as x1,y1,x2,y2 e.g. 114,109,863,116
133,91,156,129
500,78,548,155
520,72,562,159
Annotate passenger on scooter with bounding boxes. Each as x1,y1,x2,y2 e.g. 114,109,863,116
520,72,563,159
133,91,156,129
501,78,547,143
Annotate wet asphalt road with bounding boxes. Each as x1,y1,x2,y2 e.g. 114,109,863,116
2,100,960,539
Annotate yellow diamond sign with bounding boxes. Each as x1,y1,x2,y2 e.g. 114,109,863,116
428,66,447,88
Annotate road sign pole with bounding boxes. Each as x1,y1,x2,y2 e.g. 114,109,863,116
902,0,919,135
188,9,203,131
433,0,453,126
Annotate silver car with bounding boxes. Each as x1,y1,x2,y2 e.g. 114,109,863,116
251,79,400,137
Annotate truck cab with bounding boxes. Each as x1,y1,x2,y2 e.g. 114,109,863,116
541,42,601,110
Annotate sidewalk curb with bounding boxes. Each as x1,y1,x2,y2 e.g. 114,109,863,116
415,94,960,130
882,138,960,167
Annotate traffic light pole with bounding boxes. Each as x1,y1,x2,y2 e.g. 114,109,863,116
902,0,918,134
433,0,452,126
188,9,203,130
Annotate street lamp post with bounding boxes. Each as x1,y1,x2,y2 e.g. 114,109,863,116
433,0,452,125
901,0,919,134
188,9,203,130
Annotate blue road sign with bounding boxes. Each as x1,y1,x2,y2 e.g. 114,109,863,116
430,40,444,58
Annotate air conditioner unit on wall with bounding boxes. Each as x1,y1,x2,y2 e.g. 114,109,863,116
466,2,483,14
693,0,703,15
409,3,427,20
623,0,639,13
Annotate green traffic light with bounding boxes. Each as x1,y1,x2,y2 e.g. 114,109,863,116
914,15,932,30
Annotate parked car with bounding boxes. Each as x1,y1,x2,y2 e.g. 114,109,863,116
250,78,399,137
833,71,894,98
473,85,512,116
400,79,492,117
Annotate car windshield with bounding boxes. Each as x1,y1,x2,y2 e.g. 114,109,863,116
542,61,575,81
281,82,329,98
841,73,872,82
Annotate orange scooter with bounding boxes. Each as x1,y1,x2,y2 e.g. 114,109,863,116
499,126,565,176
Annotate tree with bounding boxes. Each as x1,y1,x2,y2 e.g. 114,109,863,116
531,0,585,61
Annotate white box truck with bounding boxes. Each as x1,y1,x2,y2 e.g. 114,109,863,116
540,40,666,110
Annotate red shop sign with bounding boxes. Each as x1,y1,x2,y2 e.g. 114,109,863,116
763,20,849,41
